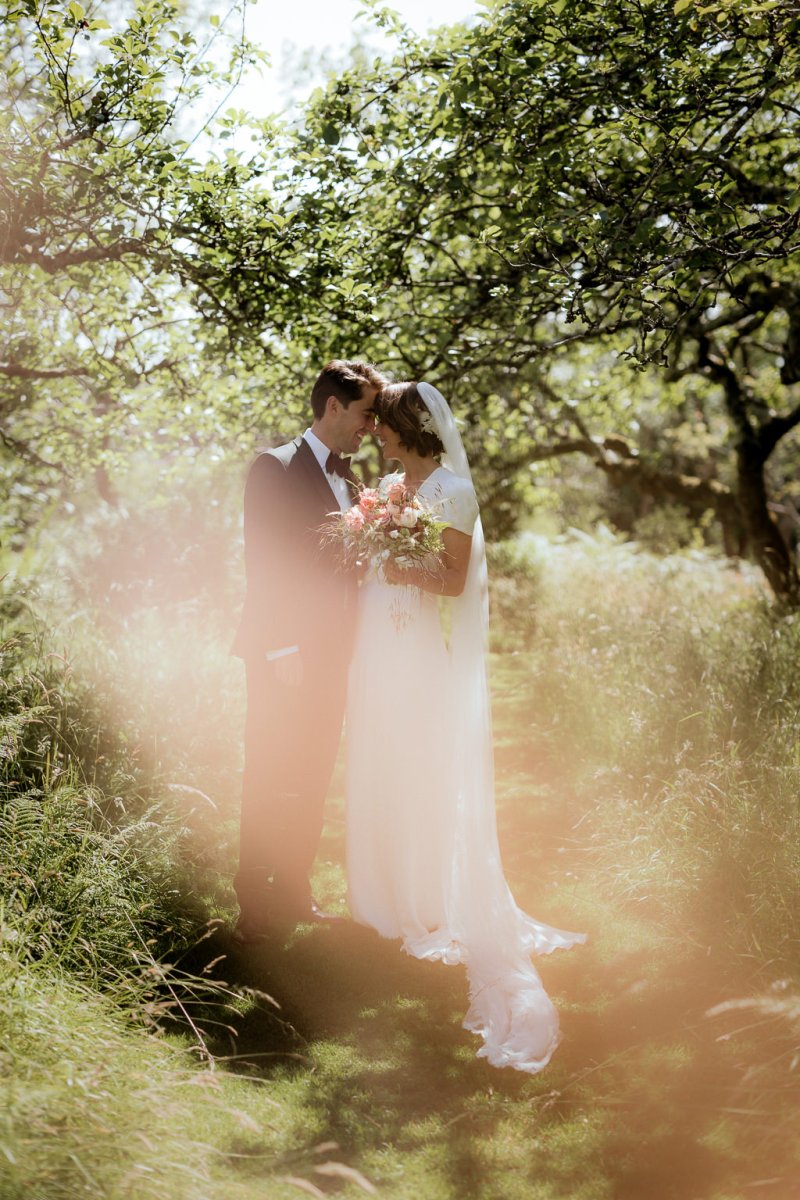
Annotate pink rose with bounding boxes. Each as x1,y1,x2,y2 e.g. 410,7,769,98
359,489,380,511
387,482,406,505
345,507,366,531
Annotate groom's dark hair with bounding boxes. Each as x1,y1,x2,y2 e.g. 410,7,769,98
310,360,385,418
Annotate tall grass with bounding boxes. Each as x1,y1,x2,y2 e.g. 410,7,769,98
10,511,800,984
3,504,800,1198
0,598,205,987
492,529,800,980
0,585,354,1200
0,935,350,1200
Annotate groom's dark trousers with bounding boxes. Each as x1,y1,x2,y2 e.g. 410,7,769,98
231,437,358,923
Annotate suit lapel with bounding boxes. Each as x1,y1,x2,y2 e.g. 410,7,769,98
291,435,341,517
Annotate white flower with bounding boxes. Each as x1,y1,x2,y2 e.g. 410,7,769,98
389,530,400,539
397,507,419,528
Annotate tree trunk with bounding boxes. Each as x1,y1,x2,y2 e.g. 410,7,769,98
736,443,800,606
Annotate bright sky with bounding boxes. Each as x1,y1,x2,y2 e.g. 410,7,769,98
230,0,479,119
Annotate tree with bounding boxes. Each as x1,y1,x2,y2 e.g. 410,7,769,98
0,0,306,516
5,0,800,595
242,0,800,599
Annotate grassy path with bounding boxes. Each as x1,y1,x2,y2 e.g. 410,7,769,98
5,550,800,1199
173,655,800,1200
184,927,787,1199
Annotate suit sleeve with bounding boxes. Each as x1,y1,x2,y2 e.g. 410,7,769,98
241,452,304,653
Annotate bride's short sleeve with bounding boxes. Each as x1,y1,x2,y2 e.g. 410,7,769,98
438,476,479,535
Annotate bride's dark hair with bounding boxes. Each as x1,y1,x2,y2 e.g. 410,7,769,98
376,382,444,458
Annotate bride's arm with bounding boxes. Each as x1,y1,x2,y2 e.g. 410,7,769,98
384,527,472,597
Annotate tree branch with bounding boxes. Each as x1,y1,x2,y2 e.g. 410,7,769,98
0,428,69,474
759,399,800,460
0,362,90,379
5,238,155,273
530,435,737,518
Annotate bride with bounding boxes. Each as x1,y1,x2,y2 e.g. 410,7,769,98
345,381,585,1075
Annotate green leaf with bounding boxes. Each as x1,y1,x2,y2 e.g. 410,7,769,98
322,124,340,145
68,0,85,19
210,13,220,26
673,0,693,12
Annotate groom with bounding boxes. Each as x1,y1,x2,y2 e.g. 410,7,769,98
231,359,384,941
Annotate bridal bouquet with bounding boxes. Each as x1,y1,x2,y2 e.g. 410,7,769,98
323,480,445,574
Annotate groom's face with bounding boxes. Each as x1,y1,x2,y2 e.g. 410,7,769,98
332,387,378,455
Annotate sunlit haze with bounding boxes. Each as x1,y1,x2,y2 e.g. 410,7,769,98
231,0,478,119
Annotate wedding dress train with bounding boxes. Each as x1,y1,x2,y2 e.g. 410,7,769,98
346,443,585,1074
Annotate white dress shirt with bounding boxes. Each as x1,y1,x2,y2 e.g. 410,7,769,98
302,427,353,513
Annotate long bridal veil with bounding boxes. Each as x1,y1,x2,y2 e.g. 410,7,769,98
413,382,585,1073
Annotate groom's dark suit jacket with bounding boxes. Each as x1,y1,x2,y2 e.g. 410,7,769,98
231,436,359,666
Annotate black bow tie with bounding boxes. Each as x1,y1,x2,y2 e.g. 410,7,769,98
325,451,350,478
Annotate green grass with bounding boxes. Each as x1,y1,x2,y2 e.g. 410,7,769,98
2,531,800,1198
0,947,352,1200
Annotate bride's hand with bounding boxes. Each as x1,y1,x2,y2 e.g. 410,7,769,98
383,558,411,586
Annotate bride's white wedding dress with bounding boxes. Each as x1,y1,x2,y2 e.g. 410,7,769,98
346,402,585,1073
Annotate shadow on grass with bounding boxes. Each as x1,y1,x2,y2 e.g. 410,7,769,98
160,653,800,1198
172,914,800,1200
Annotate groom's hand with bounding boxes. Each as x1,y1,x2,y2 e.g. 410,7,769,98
274,651,303,687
